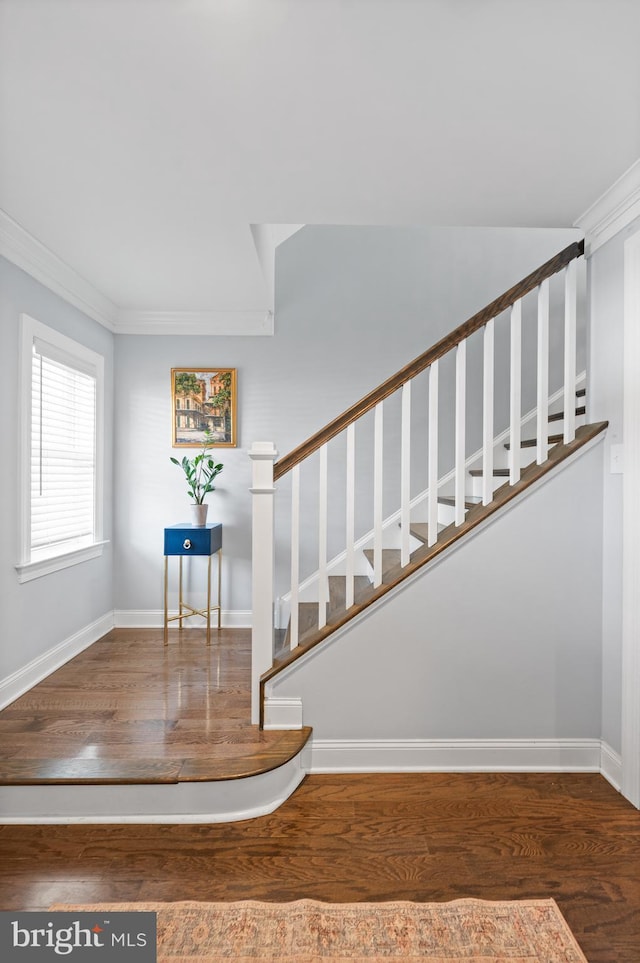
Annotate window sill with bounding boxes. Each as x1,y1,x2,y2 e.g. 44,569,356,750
15,540,110,583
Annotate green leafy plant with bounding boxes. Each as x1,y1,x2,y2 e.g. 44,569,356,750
170,430,224,504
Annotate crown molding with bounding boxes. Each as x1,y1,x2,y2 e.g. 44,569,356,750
115,309,274,336
0,209,119,330
0,210,275,336
575,159,640,256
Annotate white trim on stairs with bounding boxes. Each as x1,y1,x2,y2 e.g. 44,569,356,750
263,697,304,730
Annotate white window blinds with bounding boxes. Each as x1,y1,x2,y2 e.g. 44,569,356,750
30,338,97,560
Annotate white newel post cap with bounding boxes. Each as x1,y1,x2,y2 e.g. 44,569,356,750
249,442,278,494
249,441,278,460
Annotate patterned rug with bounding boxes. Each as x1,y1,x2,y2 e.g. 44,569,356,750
51,898,588,961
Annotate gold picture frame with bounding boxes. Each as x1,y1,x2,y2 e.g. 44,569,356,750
171,368,237,448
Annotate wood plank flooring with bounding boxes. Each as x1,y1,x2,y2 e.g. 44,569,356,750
0,628,310,784
0,772,638,961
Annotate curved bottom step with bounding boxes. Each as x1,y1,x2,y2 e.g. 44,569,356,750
0,744,310,824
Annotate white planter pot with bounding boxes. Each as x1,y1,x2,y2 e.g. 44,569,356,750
190,504,209,527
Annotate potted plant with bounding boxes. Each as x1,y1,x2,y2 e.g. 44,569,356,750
170,430,224,526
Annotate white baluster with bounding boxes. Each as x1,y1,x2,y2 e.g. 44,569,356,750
482,318,494,506
289,465,300,650
536,279,550,465
401,381,411,567
318,443,328,629
510,300,522,485
249,441,278,725
373,402,383,587
563,259,577,444
427,361,439,547
455,340,466,526
345,423,355,609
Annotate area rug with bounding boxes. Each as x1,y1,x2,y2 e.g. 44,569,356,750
50,898,588,962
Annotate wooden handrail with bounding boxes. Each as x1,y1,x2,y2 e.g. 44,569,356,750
274,239,584,480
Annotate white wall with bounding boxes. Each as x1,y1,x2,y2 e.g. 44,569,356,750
269,443,604,741
587,215,640,755
0,257,114,686
113,225,581,619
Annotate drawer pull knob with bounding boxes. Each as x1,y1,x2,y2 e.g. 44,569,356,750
183,539,192,550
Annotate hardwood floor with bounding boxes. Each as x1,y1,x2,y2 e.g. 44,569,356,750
0,630,638,961
0,772,638,960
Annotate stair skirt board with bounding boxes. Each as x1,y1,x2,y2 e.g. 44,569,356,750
0,747,310,825
307,738,621,787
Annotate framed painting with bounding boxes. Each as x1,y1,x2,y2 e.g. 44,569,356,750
171,368,237,448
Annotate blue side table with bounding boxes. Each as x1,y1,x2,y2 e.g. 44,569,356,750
163,523,222,645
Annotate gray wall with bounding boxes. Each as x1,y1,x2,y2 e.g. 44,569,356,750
0,257,114,682
270,444,604,741
114,225,581,616
587,216,640,754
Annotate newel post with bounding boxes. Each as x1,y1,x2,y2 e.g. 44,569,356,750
249,441,278,724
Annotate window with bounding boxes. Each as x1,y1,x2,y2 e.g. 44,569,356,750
16,315,106,582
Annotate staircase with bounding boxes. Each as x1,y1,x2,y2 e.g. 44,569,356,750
250,240,607,726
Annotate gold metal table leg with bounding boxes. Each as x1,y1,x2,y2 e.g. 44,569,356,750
206,553,212,645
217,549,222,629
163,555,169,645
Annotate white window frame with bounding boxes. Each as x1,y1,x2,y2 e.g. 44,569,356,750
15,314,107,583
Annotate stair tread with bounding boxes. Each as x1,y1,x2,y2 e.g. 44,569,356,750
285,576,375,647
505,433,564,450
363,548,402,580
576,387,586,398
469,468,510,477
409,523,441,544
549,405,586,423
438,495,482,508
328,575,373,610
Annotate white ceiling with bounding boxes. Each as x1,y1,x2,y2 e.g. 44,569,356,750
1,0,639,329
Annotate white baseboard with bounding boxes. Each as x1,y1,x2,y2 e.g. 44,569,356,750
113,609,252,628
309,737,604,774
0,612,114,710
600,741,622,791
263,697,304,729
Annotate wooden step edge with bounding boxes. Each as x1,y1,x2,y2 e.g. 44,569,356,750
260,421,608,700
